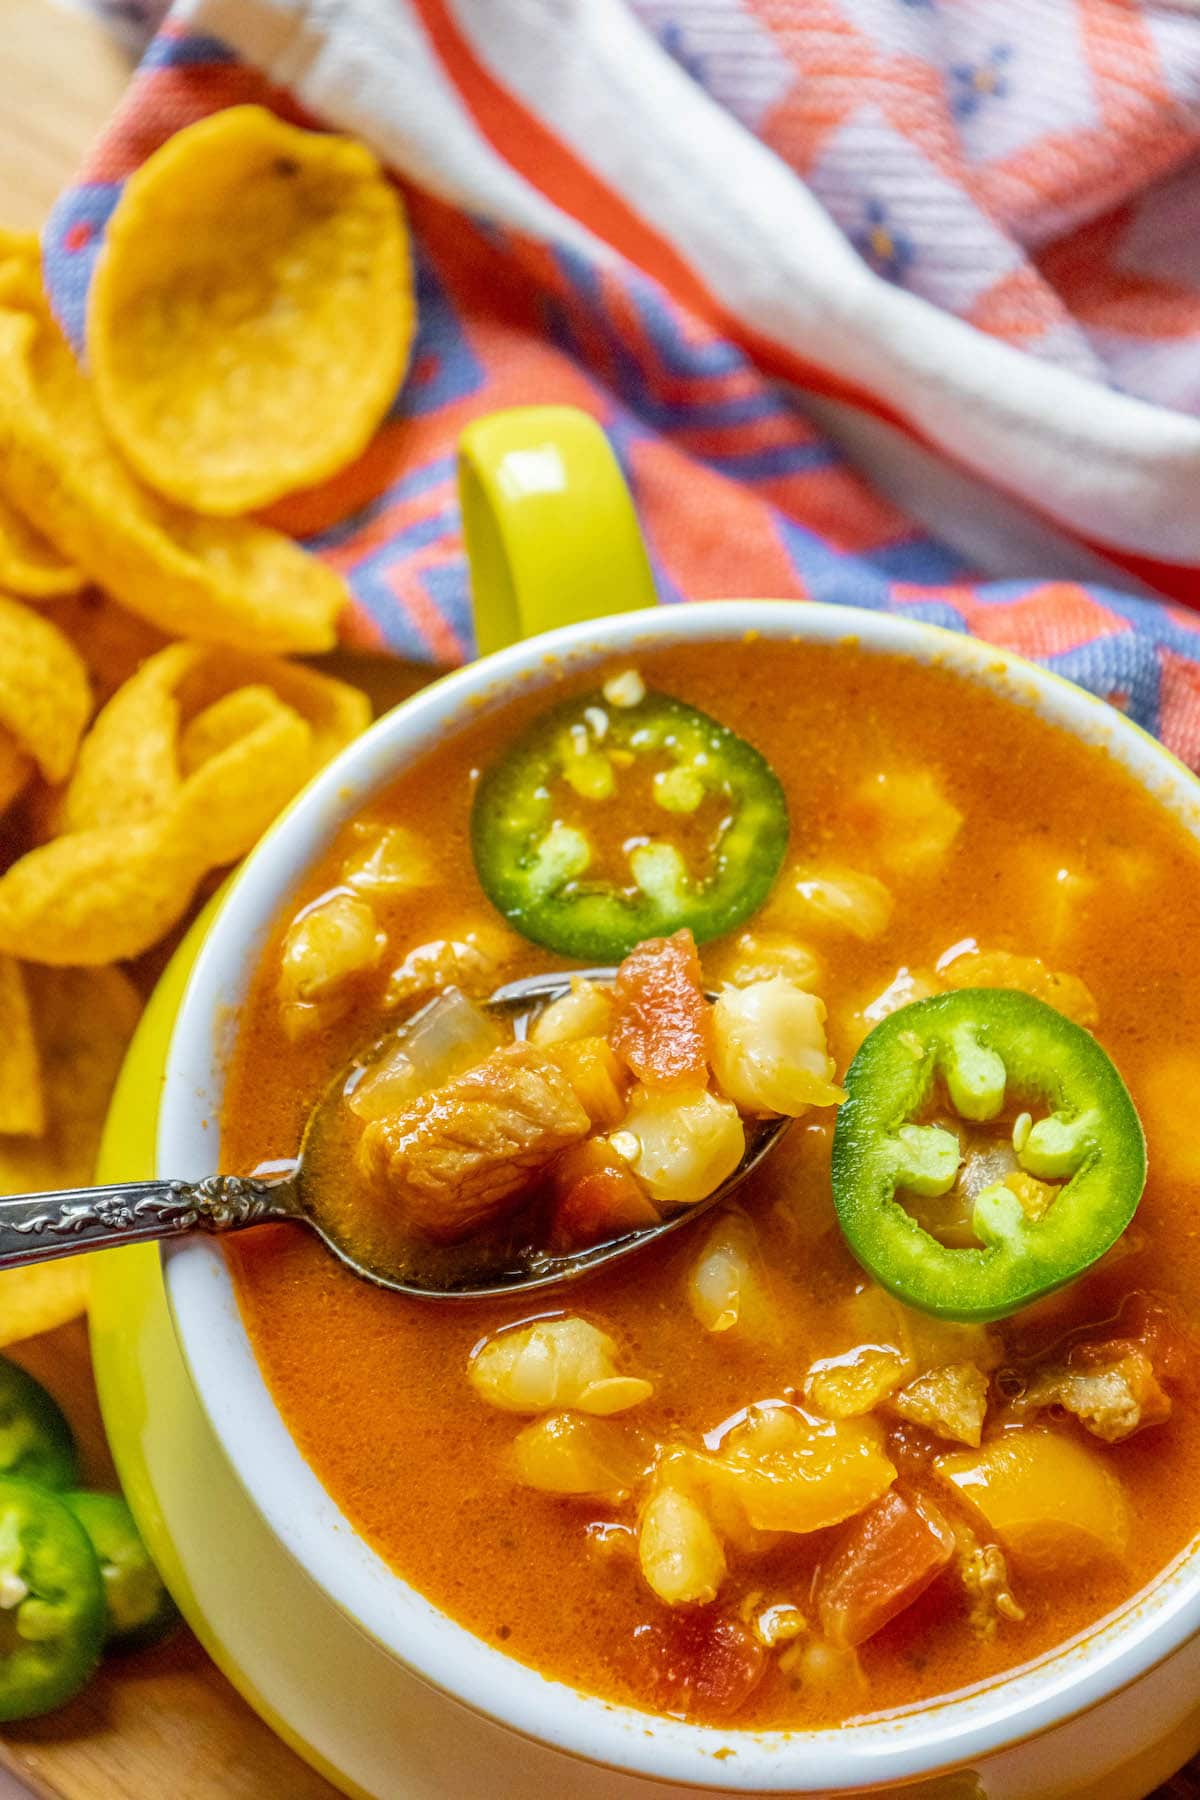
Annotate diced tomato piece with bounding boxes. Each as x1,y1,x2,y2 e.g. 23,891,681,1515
548,1141,660,1250
610,929,712,1090
815,1485,955,1647
632,1609,766,1721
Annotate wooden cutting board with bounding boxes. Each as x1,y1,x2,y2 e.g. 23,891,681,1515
0,4,1197,1796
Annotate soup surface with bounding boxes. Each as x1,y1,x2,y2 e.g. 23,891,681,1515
223,639,1200,1728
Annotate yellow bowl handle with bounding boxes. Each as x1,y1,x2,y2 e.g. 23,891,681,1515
457,405,658,654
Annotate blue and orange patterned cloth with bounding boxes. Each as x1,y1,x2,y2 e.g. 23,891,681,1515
47,0,1200,772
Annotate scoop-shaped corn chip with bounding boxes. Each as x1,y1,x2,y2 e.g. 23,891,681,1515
0,1262,95,1345
62,644,190,833
179,700,313,870
0,254,86,607
0,966,141,1341
0,304,346,653
0,1262,94,1346
0,593,91,783
0,644,369,964
176,684,316,863
0,491,82,599
88,105,414,515
179,685,286,774
0,817,200,965
0,232,41,286
0,231,38,263
0,957,43,1136
63,642,370,834
166,646,372,775
0,239,82,597
0,730,31,815
0,236,43,316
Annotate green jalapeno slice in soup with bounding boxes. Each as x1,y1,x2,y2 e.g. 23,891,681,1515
471,682,788,961
0,1478,105,1720
831,988,1146,1323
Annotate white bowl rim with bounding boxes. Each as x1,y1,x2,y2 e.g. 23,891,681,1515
158,599,1200,1793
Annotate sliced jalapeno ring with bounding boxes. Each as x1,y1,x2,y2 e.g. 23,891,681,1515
0,1357,79,1490
0,1478,105,1721
831,988,1147,1324
61,1492,179,1653
471,685,789,961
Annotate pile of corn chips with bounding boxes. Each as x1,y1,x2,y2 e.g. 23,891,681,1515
0,107,414,1343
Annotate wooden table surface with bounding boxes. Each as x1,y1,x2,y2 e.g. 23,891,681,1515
0,4,1197,1797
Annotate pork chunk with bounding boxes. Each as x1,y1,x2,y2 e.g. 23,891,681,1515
1014,1341,1170,1444
356,1040,590,1241
890,1361,990,1447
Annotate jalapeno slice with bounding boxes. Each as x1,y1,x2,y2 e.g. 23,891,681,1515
0,1478,105,1720
0,1357,79,1490
471,685,788,961
831,989,1146,1323
62,1492,179,1653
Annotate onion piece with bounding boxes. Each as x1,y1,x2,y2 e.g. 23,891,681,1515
347,986,503,1121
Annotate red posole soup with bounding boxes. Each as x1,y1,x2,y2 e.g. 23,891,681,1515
222,639,1200,1728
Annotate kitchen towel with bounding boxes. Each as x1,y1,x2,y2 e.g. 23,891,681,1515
44,0,1200,770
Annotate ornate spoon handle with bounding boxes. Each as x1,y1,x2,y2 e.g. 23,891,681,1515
0,1176,298,1268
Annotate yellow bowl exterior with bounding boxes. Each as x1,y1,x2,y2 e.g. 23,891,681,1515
89,904,372,1798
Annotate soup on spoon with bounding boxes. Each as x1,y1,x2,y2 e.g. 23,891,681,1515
288,948,821,1295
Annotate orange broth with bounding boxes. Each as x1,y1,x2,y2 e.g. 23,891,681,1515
222,639,1200,1728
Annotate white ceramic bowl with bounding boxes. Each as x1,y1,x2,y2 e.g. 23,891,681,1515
158,601,1200,1795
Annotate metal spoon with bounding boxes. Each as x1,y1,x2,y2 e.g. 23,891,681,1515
0,970,789,1300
